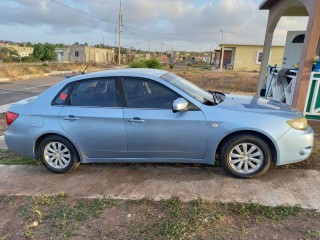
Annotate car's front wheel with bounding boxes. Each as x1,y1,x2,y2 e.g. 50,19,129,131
220,134,272,178
39,135,80,173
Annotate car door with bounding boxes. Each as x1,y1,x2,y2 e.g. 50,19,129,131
58,77,127,159
122,77,207,159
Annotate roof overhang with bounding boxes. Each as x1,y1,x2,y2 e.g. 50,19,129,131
259,0,308,16
259,0,276,10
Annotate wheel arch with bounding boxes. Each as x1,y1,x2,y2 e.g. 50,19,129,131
215,130,278,165
34,133,82,162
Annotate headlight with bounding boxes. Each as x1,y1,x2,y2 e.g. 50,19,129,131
287,117,308,130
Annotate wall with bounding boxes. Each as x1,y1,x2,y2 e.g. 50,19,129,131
68,46,86,63
233,45,284,71
67,46,114,64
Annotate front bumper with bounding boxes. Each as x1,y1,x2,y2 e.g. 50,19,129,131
276,126,314,165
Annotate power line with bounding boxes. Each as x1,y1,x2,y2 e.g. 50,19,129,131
48,0,118,25
48,0,232,38
123,25,223,36
122,40,149,47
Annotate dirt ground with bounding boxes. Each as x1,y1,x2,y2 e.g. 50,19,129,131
0,62,109,79
172,69,258,94
0,195,319,240
0,113,6,136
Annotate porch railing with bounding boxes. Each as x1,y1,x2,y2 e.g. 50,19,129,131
265,68,298,106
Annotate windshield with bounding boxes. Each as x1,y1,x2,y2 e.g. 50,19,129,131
161,72,214,104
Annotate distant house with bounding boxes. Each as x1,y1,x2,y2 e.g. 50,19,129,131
215,43,285,71
7,45,33,57
56,46,115,64
55,48,69,62
159,55,170,65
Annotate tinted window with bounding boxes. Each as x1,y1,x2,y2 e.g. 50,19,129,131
52,84,73,105
69,78,118,107
123,78,179,109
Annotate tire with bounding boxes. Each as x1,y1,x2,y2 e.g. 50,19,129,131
39,135,80,173
220,134,271,178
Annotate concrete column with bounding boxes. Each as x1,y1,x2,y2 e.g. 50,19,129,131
257,32,274,93
219,47,225,69
292,1,320,111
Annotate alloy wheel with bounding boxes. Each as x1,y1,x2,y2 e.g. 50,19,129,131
44,141,71,169
228,142,264,174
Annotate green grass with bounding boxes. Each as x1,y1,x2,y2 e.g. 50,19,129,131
0,149,40,165
225,202,303,220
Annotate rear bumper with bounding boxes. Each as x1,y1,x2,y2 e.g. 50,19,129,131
4,130,34,158
276,126,314,165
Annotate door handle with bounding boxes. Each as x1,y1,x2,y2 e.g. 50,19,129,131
63,115,79,121
128,117,145,123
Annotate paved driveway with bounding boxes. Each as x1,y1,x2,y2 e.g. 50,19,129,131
0,164,319,209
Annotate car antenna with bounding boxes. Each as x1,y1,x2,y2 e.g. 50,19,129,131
82,64,89,74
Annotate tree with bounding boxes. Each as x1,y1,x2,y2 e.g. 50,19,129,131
43,44,57,61
33,43,57,61
0,47,19,62
33,44,45,60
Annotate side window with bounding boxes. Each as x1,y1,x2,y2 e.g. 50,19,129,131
123,78,179,109
68,78,118,107
52,84,73,105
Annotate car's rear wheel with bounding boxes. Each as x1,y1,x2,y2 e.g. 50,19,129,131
39,135,80,173
221,134,271,178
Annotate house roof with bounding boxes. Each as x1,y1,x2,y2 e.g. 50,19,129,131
219,43,284,48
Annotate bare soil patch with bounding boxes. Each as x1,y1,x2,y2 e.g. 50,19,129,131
0,195,319,239
0,62,109,80
172,69,258,94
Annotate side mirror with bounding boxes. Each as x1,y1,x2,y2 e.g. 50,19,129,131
173,98,188,112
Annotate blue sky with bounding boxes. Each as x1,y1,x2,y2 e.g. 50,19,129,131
0,0,308,51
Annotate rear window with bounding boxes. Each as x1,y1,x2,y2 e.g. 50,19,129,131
52,84,73,105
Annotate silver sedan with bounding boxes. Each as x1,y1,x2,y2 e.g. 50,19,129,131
5,68,314,178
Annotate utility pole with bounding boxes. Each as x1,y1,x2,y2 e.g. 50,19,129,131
220,30,224,43
118,0,122,65
160,42,163,58
115,28,117,48
148,40,151,56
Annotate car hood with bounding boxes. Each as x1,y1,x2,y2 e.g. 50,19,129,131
217,94,303,118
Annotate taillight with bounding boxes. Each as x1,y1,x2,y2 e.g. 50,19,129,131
6,111,19,125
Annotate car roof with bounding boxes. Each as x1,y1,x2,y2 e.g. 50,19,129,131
72,68,169,80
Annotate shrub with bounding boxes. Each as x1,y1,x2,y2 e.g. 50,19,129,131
144,59,162,69
21,56,37,62
129,61,147,68
129,59,161,69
